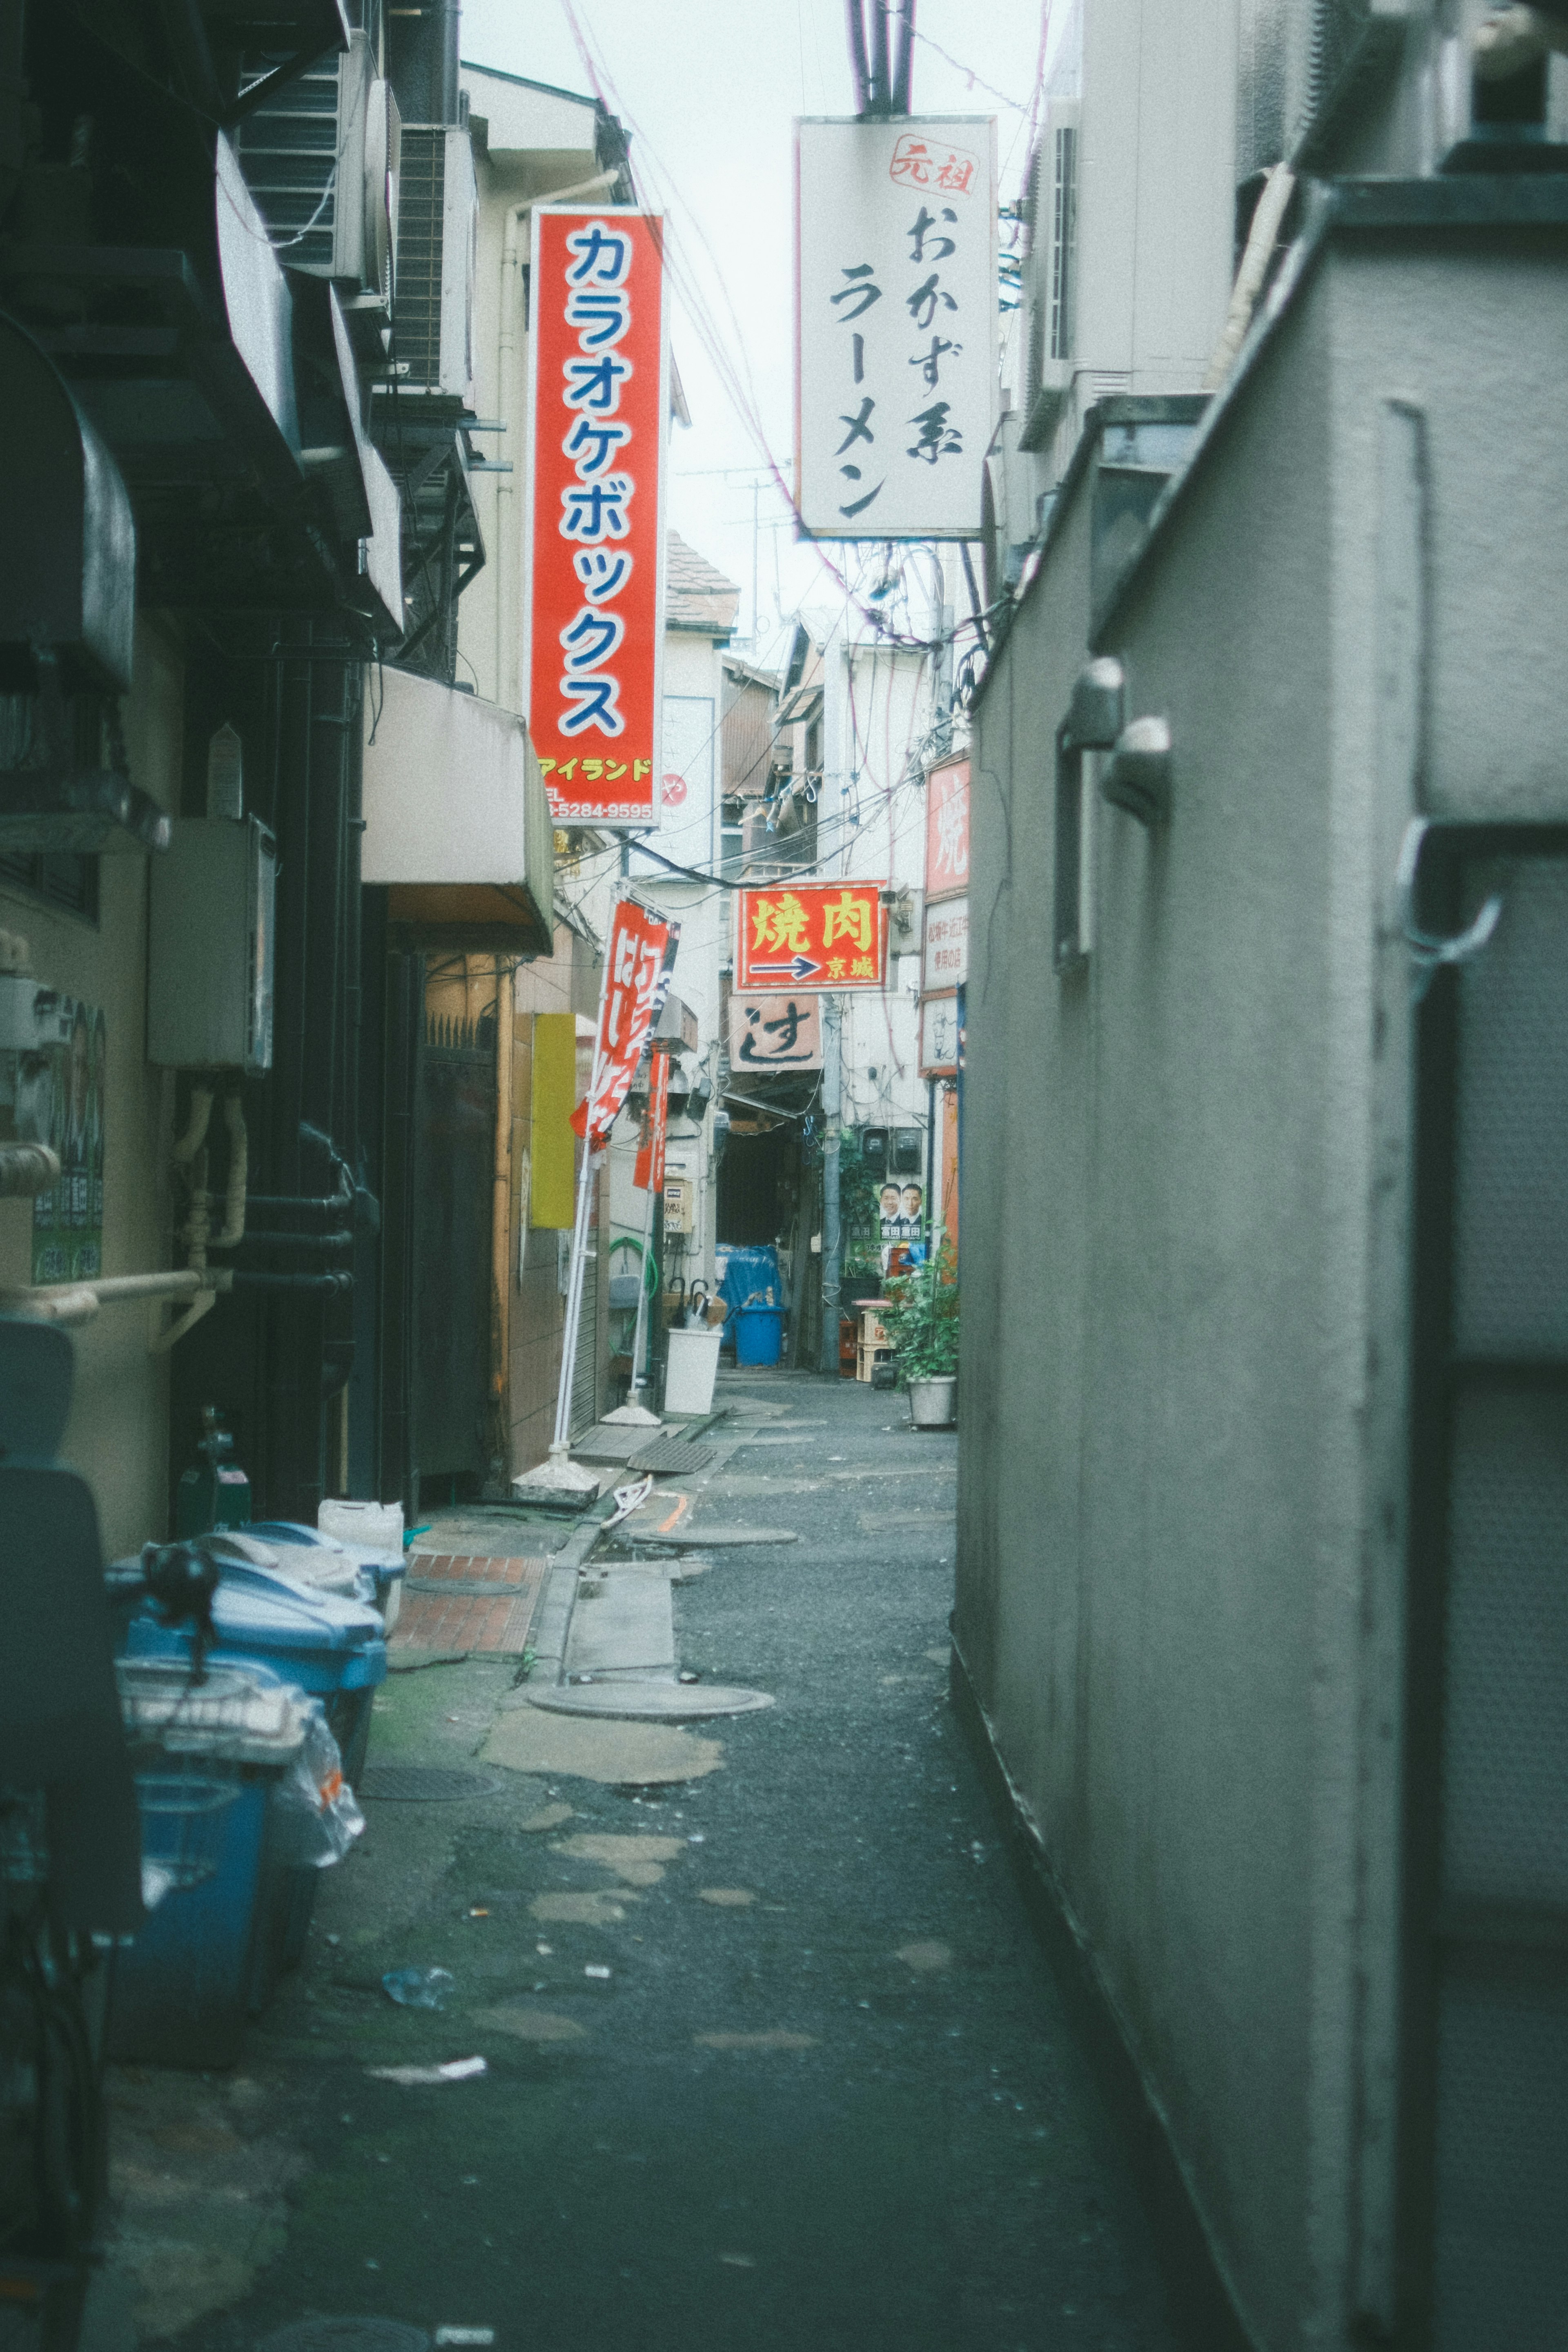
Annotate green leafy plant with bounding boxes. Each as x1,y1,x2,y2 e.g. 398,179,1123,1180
880,1244,959,1383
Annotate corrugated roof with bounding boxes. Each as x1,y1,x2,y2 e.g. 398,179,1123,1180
666,530,740,637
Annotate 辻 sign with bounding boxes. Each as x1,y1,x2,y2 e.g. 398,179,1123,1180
728,992,824,1071
795,116,997,539
734,882,888,994
526,209,668,828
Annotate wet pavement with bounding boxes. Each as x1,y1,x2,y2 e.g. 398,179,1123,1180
89,1370,1180,2352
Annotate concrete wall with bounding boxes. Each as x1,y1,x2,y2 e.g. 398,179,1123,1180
0,615,182,1557
957,228,1568,2348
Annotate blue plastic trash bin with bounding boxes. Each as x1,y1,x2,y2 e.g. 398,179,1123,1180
735,1305,785,1367
124,1559,386,1785
249,1519,407,1632
106,1662,312,2069
122,1566,384,2000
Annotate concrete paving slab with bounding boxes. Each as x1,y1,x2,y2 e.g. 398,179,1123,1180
572,1422,654,1466
635,1524,800,1549
564,1567,675,1674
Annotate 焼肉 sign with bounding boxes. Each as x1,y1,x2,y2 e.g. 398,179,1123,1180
795,117,997,539
733,882,888,993
526,209,668,827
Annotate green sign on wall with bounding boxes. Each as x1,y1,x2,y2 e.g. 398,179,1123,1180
29,992,105,1285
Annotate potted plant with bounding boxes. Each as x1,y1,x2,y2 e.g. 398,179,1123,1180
880,1245,959,1428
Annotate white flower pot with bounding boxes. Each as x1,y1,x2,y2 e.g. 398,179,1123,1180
908,1375,956,1429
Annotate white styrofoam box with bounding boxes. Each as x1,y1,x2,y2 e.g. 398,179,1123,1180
318,1499,405,1632
664,1326,721,1417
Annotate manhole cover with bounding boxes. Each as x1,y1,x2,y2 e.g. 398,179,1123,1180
257,2324,430,2352
358,1767,503,1802
528,1682,775,1722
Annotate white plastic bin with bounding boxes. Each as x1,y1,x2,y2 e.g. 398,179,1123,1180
317,1499,405,1631
664,1326,721,1416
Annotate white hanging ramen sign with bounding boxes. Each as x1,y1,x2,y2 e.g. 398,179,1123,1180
795,116,997,539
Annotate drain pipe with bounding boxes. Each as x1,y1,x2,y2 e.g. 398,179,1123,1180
0,1267,236,1329
1202,160,1296,391
0,1143,61,1197
495,166,620,711
213,1094,248,1248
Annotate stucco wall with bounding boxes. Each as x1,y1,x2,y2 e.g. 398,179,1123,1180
959,232,1568,2348
0,615,182,1557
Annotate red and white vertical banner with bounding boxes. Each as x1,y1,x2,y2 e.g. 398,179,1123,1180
526,208,668,828
634,1049,670,1194
571,896,679,1154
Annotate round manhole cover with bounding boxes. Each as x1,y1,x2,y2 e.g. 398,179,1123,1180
359,1767,503,1803
257,2323,429,2352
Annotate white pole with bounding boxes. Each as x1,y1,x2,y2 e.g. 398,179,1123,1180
550,1131,599,1454
628,1170,657,1396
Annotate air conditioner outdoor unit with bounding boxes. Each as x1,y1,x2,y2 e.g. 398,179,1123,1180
1019,99,1078,451
391,126,477,399
234,31,400,316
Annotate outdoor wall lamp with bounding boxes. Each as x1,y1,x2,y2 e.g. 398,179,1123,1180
1054,659,1125,971
1063,656,1125,751
1100,716,1173,827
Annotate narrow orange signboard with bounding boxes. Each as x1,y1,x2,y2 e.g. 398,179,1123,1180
734,881,888,993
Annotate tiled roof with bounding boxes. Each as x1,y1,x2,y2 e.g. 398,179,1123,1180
666,530,740,636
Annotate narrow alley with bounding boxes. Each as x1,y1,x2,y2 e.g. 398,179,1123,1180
93,1374,1178,2352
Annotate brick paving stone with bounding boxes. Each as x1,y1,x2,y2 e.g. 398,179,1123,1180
390,1554,548,1655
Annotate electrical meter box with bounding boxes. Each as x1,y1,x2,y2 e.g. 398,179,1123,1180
148,817,276,1072
663,1172,693,1235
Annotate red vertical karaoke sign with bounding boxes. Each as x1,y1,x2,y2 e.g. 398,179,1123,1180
526,209,668,828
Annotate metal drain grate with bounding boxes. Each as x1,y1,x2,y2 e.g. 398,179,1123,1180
257,2325,430,2352
358,1767,504,1803
628,1439,715,1474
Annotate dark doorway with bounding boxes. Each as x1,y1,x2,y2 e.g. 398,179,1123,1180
718,1124,800,1246
413,1010,497,1498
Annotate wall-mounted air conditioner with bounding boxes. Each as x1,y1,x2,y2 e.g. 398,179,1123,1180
391,127,477,399
1019,99,1078,452
234,31,401,317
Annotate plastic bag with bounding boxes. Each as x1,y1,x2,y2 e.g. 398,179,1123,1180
268,1707,365,1868
382,1966,454,2010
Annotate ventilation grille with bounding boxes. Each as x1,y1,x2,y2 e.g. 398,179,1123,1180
1020,109,1077,448
393,127,445,389
1310,0,1371,111
233,54,343,273
1047,122,1077,364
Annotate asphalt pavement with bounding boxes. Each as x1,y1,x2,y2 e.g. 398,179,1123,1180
91,1369,1180,2352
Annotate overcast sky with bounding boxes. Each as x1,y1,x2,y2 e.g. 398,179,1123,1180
461,0,1053,659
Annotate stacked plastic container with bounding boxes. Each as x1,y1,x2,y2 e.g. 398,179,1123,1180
107,1660,332,2067
111,1530,388,2057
